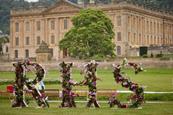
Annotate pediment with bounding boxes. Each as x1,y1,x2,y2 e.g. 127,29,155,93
43,0,82,14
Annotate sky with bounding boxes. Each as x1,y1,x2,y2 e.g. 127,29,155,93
25,0,39,2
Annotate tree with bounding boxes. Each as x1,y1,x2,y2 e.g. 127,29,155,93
59,8,115,59
0,36,9,54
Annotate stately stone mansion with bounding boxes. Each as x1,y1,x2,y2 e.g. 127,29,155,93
9,0,173,60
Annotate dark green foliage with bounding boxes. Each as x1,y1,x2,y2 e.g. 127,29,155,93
110,93,173,101
160,57,170,61
142,54,148,58
112,0,173,11
0,0,57,34
0,0,30,34
0,36,9,43
156,53,163,58
150,53,154,58
59,9,115,59
0,79,61,85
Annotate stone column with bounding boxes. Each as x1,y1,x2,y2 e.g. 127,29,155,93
31,19,35,47
122,12,130,57
143,19,146,45
53,17,58,60
9,19,14,59
129,15,132,44
44,18,48,43
57,17,62,59
20,19,25,59
21,19,24,48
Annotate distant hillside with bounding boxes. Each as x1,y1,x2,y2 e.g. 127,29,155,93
0,0,57,34
0,0,29,34
0,0,173,34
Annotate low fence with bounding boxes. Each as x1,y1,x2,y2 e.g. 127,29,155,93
1,89,173,98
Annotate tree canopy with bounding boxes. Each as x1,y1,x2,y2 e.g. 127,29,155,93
59,8,115,59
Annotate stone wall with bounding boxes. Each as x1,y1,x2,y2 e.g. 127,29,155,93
0,59,173,71
36,53,51,63
147,46,171,56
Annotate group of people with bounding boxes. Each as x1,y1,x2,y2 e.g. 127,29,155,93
12,59,144,109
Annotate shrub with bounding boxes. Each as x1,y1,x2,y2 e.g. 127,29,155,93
150,53,154,58
156,53,163,58
160,57,170,61
142,54,148,58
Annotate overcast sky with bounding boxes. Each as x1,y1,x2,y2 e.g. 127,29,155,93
25,0,38,2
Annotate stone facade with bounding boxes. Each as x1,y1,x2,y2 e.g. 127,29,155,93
9,0,173,60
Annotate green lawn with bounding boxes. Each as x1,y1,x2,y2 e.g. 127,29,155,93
0,99,173,115
0,68,173,91
1,67,173,114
